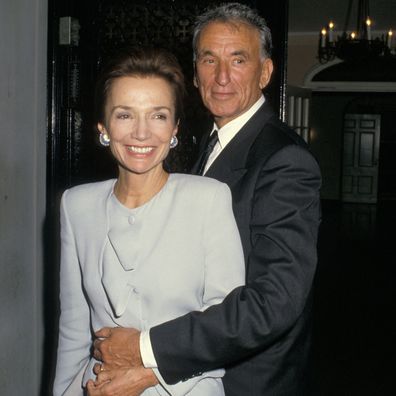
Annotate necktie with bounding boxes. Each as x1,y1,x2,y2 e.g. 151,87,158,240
196,131,219,175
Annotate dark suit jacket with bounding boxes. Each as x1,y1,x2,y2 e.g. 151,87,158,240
150,102,322,395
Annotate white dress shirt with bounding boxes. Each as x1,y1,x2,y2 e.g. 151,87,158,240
203,95,265,174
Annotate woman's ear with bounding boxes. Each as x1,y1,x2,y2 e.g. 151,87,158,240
97,123,106,134
173,120,180,136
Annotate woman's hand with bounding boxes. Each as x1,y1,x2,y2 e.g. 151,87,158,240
86,366,158,396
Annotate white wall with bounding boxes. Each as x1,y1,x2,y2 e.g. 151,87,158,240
0,0,47,394
287,33,319,87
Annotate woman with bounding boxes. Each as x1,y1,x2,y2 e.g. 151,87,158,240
53,48,245,396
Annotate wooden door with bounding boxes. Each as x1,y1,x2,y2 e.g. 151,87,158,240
342,114,381,203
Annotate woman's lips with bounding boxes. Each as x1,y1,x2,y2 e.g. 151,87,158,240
126,146,154,154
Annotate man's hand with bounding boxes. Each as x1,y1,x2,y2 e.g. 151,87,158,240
93,327,143,370
86,366,158,396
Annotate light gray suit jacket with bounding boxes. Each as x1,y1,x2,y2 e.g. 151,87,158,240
54,173,245,396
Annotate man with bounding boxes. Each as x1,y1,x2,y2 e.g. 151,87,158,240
91,3,321,395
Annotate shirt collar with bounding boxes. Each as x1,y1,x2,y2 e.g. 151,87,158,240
210,95,265,149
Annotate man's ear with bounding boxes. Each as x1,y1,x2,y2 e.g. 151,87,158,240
193,61,199,88
259,58,274,90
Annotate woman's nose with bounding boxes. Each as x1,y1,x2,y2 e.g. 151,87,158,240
133,119,151,141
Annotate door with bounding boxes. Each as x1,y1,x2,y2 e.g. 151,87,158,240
342,114,381,203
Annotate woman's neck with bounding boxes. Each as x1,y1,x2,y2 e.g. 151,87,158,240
114,168,169,209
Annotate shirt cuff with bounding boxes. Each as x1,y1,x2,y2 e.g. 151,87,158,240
139,329,158,369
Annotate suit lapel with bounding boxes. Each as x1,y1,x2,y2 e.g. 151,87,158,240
204,103,275,184
191,131,212,174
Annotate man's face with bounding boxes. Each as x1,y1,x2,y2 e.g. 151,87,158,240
194,21,273,128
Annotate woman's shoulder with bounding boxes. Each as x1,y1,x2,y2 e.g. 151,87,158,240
62,179,115,206
168,173,231,200
170,173,227,190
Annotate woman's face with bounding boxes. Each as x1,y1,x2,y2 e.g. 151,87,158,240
98,76,178,176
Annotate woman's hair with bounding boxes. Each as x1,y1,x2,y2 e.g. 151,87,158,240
95,47,185,125
192,2,272,60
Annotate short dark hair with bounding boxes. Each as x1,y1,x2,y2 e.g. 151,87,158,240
95,47,185,125
193,2,272,60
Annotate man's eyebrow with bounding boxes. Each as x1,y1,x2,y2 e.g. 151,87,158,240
230,50,249,57
197,49,215,57
197,49,249,58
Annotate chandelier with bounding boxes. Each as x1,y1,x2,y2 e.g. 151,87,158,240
318,0,395,64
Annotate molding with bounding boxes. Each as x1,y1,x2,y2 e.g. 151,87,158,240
303,59,396,92
303,59,343,85
305,81,396,92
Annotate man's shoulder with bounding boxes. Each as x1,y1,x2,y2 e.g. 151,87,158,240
261,115,307,148
244,102,308,152
247,114,311,163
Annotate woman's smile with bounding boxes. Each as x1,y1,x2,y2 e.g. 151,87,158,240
97,76,178,176
126,145,155,154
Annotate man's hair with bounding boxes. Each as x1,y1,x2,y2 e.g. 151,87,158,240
192,2,273,60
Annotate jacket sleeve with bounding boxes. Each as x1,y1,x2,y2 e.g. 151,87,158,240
150,144,322,384
53,190,92,395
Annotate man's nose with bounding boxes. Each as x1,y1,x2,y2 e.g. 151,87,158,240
215,61,231,86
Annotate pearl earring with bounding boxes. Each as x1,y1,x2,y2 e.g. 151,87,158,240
170,135,178,149
99,132,110,147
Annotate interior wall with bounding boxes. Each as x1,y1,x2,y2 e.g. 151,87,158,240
287,33,319,87
0,0,47,394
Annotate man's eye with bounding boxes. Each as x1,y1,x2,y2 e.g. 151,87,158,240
116,113,130,120
203,58,215,64
233,58,244,64
154,114,167,120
